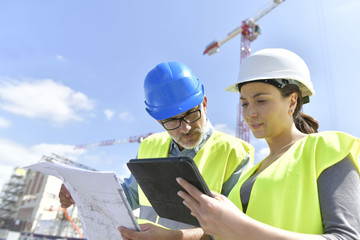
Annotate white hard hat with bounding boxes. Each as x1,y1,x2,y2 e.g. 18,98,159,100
225,48,315,99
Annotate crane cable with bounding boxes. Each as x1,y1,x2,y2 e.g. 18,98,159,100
314,0,338,129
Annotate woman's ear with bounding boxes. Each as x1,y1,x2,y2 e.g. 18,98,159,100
288,92,298,113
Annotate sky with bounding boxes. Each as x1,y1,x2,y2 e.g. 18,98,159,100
0,0,359,190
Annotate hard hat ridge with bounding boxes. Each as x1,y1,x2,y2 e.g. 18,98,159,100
144,62,205,120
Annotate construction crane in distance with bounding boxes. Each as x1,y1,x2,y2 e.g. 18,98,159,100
73,132,153,150
203,0,286,56
203,0,286,142
42,153,98,171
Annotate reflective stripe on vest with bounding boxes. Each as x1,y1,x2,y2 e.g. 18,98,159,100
228,131,360,234
137,131,254,229
138,206,195,229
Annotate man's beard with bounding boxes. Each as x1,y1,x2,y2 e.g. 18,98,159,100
172,128,205,150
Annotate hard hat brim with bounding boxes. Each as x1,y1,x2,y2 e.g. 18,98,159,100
225,78,315,98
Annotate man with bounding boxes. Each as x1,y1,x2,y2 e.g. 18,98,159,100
59,62,254,240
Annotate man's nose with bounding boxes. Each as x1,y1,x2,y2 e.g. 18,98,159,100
178,120,191,133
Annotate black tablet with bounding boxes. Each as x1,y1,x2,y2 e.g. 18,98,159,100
126,156,212,227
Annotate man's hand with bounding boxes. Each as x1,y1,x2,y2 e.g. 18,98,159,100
58,183,75,208
118,223,210,240
118,223,182,240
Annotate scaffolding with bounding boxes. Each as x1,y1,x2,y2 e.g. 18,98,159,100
0,154,93,239
0,168,27,229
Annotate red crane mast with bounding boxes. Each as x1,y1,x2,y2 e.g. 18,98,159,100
203,0,286,142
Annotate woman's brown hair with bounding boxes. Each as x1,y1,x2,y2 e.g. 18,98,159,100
280,84,319,134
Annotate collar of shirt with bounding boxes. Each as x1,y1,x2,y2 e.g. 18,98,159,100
168,119,214,158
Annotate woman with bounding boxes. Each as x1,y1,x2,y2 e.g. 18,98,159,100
177,48,360,240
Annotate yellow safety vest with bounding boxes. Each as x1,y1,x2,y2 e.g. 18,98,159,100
228,131,360,234
137,131,254,229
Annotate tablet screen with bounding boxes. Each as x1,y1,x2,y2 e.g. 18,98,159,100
127,156,212,227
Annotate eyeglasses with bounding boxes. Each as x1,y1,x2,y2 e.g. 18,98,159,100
161,108,202,130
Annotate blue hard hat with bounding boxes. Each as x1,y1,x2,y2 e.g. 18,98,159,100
144,62,204,120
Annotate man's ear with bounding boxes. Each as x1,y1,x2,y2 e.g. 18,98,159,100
202,96,208,114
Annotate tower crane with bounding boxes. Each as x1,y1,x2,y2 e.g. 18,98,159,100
73,132,153,150
41,153,97,171
203,0,286,142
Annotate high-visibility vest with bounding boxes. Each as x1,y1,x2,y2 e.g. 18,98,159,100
137,131,254,229
228,131,360,234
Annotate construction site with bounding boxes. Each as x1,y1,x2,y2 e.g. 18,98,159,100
0,0,285,239
0,154,89,240
2,0,354,239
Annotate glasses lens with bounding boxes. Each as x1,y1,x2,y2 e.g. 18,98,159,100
162,120,180,130
184,110,201,123
162,109,201,130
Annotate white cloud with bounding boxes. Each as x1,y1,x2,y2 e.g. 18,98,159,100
213,123,236,136
0,138,86,191
335,0,360,14
330,0,360,22
0,116,11,128
117,163,131,180
118,112,135,122
0,79,95,124
103,110,135,122
56,55,67,62
256,147,270,163
249,138,269,164
104,109,115,120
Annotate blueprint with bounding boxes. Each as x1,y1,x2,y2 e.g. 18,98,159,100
25,161,140,240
